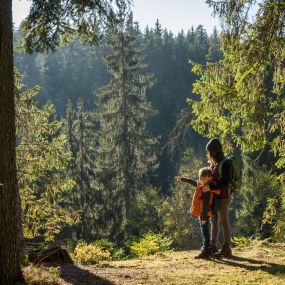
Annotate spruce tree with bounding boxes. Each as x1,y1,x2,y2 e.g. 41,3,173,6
206,27,223,63
96,7,157,242
64,99,103,240
15,72,75,241
234,156,280,238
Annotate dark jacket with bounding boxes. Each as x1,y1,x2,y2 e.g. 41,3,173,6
209,160,232,198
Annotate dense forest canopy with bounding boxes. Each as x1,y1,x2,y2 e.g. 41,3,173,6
15,20,214,241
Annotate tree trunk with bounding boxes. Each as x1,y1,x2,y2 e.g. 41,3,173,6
0,0,22,283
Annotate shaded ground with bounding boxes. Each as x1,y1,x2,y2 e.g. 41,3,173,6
58,245,285,285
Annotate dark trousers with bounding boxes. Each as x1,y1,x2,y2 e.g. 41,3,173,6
199,216,210,250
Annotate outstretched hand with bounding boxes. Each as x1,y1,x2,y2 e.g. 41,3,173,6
202,185,210,192
174,176,182,182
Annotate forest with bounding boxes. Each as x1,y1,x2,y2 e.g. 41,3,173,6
1,0,285,284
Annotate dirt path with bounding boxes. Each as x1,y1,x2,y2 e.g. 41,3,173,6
58,245,285,285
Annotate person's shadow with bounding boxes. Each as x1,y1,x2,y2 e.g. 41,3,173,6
50,263,116,285
213,255,285,275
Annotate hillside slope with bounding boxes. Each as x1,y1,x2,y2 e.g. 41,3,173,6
57,244,285,285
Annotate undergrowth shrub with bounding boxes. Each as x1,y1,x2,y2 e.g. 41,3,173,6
93,239,115,253
93,239,127,260
23,265,60,285
231,236,272,248
231,236,253,248
72,242,111,264
20,251,29,267
112,247,127,260
130,232,172,257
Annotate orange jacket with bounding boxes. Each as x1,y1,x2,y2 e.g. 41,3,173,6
190,182,220,217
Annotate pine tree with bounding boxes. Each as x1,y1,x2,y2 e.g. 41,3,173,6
206,27,223,63
189,25,209,64
15,72,75,241
64,99,103,240
234,156,280,238
96,7,157,242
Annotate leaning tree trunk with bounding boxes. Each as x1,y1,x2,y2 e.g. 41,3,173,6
0,0,22,283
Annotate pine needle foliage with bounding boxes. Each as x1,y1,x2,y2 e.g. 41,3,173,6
96,5,157,242
15,71,75,241
190,1,285,241
64,99,102,241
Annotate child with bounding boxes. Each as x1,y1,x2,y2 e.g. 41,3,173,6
175,167,220,259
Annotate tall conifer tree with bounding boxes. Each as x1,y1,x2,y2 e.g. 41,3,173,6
96,5,157,242
16,73,75,242
64,99,102,240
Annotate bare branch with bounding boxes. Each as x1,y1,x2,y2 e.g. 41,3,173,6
163,107,193,157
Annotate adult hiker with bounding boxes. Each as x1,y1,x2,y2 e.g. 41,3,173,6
204,137,233,257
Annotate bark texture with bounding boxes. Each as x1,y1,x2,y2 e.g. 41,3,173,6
0,0,22,283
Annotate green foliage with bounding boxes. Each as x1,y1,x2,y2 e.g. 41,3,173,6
95,10,157,242
158,148,203,250
130,232,172,257
126,186,161,239
111,248,127,261
15,22,218,197
72,242,111,265
63,99,103,241
15,72,76,241
93,239,116,254
234,157,280,238
158,188,200,250
231,236,253,248
188,0,285,243
190,1,285,161
262,183,285,242
143,23,210,193
20,0,130,53
20,252,29,268
92,239,128,260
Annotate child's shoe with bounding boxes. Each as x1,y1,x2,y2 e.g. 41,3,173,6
210,243,219,254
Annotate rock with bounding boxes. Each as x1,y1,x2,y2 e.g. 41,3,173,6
28,245,74,264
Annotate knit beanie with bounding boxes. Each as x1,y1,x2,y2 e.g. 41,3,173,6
206,137,223,153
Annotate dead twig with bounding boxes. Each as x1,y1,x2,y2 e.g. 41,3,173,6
162,107,193,158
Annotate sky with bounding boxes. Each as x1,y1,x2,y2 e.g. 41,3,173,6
13,0,220,34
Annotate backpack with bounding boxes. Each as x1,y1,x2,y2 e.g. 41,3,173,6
217,154,242,193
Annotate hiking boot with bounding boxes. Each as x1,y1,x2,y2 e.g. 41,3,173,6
194,248,212,259
211,244,219,254
215,245,232,258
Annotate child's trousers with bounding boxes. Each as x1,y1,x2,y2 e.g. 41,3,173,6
199,216,210,250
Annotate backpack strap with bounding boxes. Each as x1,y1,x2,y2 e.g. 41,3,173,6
217,157,227,179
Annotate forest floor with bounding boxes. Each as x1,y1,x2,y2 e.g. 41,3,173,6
53,244,285,285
